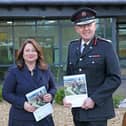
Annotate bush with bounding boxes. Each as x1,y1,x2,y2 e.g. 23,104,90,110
0,85,3,102
54,87,65,105
113,95,125,108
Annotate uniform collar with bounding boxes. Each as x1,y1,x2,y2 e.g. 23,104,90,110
81,36,97,47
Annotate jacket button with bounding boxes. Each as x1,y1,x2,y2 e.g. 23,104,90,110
80,58,83,61
92,61,95,64
69,62,72,64
79,68,82,72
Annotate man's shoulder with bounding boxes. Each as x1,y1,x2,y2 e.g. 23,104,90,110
69,39,80,45
97,36,112,43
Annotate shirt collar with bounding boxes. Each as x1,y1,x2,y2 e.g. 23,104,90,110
81,39,90,47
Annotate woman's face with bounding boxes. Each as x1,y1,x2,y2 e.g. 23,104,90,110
23,43,38,64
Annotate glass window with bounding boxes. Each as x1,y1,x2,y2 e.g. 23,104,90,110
62,26,78,65
37,24,61,83
117,24,126,77
0,24,13,64
13,20,36,25
37,20,58,25
118,24,126,59
0,67,8,84
96,18,112,40
14,25,36,58
37,25,59,64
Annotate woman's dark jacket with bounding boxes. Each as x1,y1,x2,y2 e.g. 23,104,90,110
2,65,57,121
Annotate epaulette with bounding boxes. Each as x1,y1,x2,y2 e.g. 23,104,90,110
69,39,80,44
97,36,112,43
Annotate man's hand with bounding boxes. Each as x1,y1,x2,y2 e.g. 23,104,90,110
81,97,95,110
63,97,72,108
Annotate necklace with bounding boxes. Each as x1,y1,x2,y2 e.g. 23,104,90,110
31,71,34,76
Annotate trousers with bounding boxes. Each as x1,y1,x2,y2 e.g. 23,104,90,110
73,119,107,126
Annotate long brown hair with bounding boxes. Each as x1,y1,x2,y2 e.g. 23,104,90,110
16,38,48,70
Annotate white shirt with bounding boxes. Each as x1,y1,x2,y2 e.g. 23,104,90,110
80,39,90,53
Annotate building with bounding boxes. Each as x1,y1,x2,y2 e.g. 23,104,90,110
0,0,126,92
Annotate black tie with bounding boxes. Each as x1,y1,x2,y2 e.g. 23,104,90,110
84,43,87,48
81,43,87,54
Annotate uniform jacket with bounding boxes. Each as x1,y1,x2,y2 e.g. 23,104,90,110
66,36,121,121
2,64,57,122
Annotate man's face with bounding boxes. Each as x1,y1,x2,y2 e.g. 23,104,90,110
75,22,96,42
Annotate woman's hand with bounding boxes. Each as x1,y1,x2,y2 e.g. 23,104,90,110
24,101,36,112
43,93,52,102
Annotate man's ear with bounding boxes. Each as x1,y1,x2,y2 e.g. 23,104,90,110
74,26,80,34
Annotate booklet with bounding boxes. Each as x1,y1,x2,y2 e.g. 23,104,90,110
25,86,53,122
63,74,88,108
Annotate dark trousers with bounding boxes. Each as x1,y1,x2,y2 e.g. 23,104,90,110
73,119,107,126
9,115,54,126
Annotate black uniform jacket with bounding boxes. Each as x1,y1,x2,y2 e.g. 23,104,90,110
66,36,121,121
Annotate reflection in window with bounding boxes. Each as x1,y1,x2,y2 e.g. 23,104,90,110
118,26,126,59
96,18,112,40
0,31,13,64
0,42,13,64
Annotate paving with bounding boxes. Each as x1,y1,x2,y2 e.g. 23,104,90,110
114,78,126,97
0,101,126,126
0,69,126,126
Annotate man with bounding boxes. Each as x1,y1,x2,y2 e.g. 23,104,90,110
63,7,121,126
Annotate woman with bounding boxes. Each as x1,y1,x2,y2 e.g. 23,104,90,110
2,38,57,126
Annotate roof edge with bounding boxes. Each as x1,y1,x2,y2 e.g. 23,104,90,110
0,0,126,5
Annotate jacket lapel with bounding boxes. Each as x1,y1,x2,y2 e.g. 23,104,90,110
74,40,81,59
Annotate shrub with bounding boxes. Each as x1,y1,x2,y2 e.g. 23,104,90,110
113,95,125,108
54,87,65,105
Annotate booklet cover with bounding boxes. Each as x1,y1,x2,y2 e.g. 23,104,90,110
63,74,88,108
26,86,53,122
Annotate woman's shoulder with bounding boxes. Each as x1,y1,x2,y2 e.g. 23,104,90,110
39,65,52,74
8,64,18,72
4,64,18,78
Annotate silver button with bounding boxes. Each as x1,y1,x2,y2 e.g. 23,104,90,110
79,68,82,72
69,62,72,64
89,46,93,49
80,58,83,61
92,61,95,64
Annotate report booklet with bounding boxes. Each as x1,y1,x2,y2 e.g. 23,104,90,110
26,86,53,122
63,74,88,108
